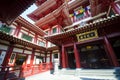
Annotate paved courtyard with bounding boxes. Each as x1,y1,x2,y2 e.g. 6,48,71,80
23,71,80,80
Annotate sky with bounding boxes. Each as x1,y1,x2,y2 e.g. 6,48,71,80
20,4,37,24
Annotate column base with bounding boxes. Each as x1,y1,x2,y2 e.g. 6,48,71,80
61,68,67,71
76,68,82,70
53,62,59,75
58,68,68,75
75,68,82,76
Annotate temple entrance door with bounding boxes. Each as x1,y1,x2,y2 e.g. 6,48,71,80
110,37,120,65
15,54,27,66
8,53,27,79
79,43,111,69
66,48,76,69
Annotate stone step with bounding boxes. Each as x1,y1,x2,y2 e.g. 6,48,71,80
59,68,120,80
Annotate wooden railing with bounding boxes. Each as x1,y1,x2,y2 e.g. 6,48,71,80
0,63,53,80
20,63,53,77
0,66,10,80
0,66,22,80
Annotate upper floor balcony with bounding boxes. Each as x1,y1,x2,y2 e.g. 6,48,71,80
69,5,91,23
0,17,47,48
35,4,72,30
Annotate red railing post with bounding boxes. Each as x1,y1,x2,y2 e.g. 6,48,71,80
19,66,23,78
4,66,10,80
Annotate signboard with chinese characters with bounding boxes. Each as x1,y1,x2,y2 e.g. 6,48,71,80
76,30,98,42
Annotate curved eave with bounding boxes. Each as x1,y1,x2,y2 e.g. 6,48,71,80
44,14,120,45
0,0,35,25
90,0,113,16
46,46,59,51
15,16,46,36
0,31,46,51
35,0,47,6
35,4,72,28
27,0,57,21
27,0,65,21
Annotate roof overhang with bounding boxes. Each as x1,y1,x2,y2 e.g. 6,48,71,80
15,16,46,36
35,4,72,29
68,0,89,13
27,0,65,21
44,14,120,45
0,31,46,51
0,0,35,25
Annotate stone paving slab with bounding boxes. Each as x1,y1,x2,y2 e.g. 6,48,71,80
23,71,80,80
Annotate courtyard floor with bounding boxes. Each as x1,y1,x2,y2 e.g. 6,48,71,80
23,71,80,80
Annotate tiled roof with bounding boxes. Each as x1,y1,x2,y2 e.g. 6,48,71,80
0,31,46,51
44,14,120,45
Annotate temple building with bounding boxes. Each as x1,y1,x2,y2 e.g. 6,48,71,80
0,0,120,80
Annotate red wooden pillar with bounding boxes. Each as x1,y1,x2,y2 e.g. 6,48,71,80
50,51,52,63
74,43,81,68
49,27,52,35
111,2,120,14
103,36,119,67
57,25,59,33
44,52,47,63
62,45,67,68
34,34,38,43
30,48,35,66
50,51,52,69
14,24,21,37
30,48,35,74
46,41,48,47
2,43,14,66
65,50,69,68
59,48,62,68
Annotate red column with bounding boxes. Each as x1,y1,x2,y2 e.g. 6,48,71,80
14,24,21,37
50,51,53,69
65,50,69,68
62,45,67,68
111,2,120,14
30,48,35,66
57,25,61,33
32,33,37,70
74,43,81,68
30,48,35,74
103,36,119,67
2,43,14,66
59,48,62,68
34,34,38,43
45,52,47,63
49,27,52,35
50,52,52,63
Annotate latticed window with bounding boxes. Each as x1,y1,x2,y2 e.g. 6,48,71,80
52,27,57,34
54,54,58,58
0,25,11,33
22,33,33,41
38,41,45,47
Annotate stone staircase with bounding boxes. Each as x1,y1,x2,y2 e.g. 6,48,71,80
59,68,120,80
59,69,76,75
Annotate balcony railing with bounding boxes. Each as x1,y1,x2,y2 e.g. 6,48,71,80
20,63,53,77
0,63,53,80
0,66,10,80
